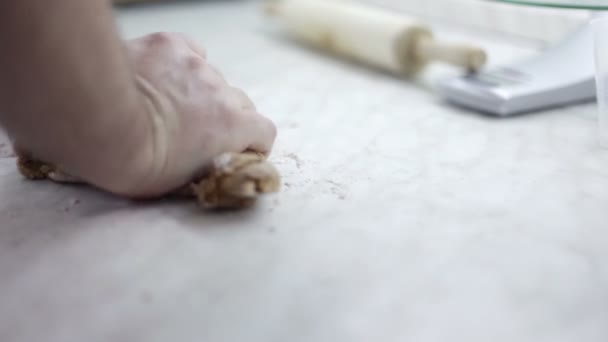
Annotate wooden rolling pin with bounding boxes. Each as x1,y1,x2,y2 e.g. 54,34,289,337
264,0,487,75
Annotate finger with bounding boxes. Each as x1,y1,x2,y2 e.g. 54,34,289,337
230,86,256,111
199,64,227,91
141,32,176,50
126,32,176,67
48,171,83,184
182,35,207,60
216,85,256,115
239,111,277,155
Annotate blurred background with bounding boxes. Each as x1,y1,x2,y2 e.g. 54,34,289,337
114,0,591,44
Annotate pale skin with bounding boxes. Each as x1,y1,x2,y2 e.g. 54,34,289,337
0,0,276,198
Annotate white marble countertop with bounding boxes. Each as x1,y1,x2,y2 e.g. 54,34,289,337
1,1,608,342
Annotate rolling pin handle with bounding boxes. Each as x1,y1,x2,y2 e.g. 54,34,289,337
414,37,488,72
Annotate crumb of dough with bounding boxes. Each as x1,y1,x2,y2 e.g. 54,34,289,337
285,152,303,169
16,152,281,210
17,157,56,180
191,152,281,209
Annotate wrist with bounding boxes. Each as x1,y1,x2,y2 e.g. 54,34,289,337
89,76,175,198
67,101,154,197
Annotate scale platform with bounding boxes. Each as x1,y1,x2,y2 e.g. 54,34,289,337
438,1,606,116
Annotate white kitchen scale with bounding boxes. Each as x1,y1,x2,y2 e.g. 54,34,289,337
438,0,606,116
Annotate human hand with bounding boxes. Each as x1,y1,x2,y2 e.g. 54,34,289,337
12,32,276,198
67,32,274,198
119,32,276,197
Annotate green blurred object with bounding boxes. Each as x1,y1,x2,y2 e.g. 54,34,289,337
494,0,608,9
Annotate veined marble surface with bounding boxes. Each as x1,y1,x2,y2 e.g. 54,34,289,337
1,1,608,342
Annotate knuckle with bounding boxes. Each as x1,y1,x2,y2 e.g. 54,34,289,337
230,87,253,109
219,95,241,116
231,86,247,98
145,32,173,46
204,77,221,92
185,55,205,70
185,38,207,58
204,69,224,91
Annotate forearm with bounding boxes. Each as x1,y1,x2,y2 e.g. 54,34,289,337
0,0,150,192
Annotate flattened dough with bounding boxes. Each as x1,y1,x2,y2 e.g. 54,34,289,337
16,152,281,210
